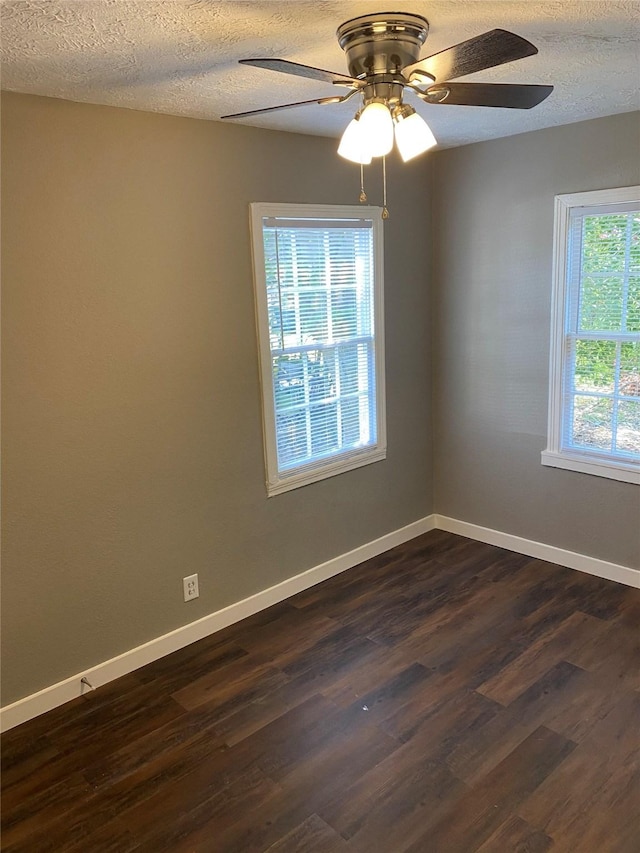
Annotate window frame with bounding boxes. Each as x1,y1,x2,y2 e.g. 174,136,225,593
250,202,387,496
542,185,640,485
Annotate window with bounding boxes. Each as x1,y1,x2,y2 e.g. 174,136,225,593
543,186,640,484
250,203,386,495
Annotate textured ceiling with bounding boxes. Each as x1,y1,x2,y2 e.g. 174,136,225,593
1,1,639,148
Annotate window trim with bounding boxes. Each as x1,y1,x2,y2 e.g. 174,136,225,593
542,185,640,485
250,202,387,496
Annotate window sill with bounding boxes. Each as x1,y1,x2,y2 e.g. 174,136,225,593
267,447,386,496
541,449,640,485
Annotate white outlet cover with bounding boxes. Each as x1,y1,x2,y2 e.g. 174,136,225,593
182,574,199,602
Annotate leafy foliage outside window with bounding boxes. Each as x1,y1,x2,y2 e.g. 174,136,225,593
569,211,640,455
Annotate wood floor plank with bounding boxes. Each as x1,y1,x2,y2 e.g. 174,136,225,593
135,638,249,693
447,660,585,784
402,569,587,690
317,743,467,852
1,686,189,814
82,701,227,789
332,661,434,724
121,765,281,853
2,736,229,853
477,609,602,705
263,814,350,853
378,676,501,747
0,672,145,763
211,670,341,748
404,726,576,853
335,549,535,649
2,722,239,851
389,640,525,736
0,733,60,791
316,690,501,850
474,814,553,852
0,771,94,851
214,642,421,749
539,666,635,744
319,642,429,709
231,609,340,664
264,699,401,797
235,693,399,785
171,655,289,713
275,624,382,682
564,617,640,691
51,819,139,853
518,690,640,850
2,530,638,853
616,595,640,629
181,784,312,853
560,566,635,621
47,678,186,755
207,701,401,852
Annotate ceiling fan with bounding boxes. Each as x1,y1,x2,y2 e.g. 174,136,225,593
221,11,553,165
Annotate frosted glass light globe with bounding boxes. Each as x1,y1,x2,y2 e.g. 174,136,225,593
337,117,372,164
359,102,394,157
394,111,437,162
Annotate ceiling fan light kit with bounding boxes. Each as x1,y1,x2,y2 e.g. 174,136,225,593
222,11,553,214
337,102,436,165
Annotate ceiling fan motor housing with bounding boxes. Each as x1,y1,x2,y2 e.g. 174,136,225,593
337,12,429,78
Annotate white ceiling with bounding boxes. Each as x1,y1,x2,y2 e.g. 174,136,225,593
1,1,639,148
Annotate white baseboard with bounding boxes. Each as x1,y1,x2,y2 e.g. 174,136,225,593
435,515,640,589
0,515,436,733
3,512,637,732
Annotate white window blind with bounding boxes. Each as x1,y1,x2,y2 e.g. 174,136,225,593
543,187,640,483
251,204,386,495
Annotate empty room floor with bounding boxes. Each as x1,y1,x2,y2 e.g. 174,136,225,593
2,530,639,852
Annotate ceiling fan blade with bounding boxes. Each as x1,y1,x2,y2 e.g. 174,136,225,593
239,58,358,86
404,29,538,84
220,93,351,120
422,82,554,109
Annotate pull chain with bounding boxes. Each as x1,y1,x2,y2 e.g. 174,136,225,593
382,156,389,219
359,162,367,203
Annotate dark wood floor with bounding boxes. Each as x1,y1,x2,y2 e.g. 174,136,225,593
2,530,639,852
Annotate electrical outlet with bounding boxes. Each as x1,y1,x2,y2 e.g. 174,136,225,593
183,573,199,602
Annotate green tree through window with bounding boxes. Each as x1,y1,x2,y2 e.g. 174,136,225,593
544,187,640,484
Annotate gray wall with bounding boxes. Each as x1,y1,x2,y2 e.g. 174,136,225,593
1,93,433,704
3,94,639,708
432,112,640,569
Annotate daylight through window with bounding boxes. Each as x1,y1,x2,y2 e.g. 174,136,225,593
251,204,386,495
543,187,640,483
